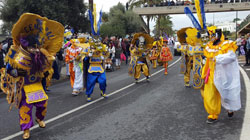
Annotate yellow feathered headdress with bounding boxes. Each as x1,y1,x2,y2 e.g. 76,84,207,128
177,27,192,44
12,13,64,56
131,33,154,49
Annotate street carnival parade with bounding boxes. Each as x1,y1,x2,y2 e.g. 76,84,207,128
0,0,249,140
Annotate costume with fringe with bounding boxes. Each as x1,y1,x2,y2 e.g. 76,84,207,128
128,33,153,80
150,39,162,69
65,38,87,93
84,9,109,101
1,13,64,131
183,0,241,120
160,40,173,75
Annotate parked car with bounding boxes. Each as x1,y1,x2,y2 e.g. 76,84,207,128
174,42,182,56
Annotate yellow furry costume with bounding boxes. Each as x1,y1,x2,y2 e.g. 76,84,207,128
202,26,239,120
128,33,153,82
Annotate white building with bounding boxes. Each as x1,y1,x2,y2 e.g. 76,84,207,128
214,20,243,32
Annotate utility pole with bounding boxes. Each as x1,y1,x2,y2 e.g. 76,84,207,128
236,11,238,39
213,13,215,25
89,0,93,11
147,16,150,34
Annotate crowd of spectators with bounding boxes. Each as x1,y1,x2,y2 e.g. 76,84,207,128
0,37,13,69
102,36,132,70
137,0,250,8
236,33,250,66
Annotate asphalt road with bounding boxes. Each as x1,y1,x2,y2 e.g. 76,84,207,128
0,55,246,140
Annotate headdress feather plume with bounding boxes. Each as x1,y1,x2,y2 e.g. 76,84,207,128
195,0,206,30
88,9,102,36
184,7,202,30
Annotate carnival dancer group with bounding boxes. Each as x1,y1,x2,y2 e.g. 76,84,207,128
0,0,242,139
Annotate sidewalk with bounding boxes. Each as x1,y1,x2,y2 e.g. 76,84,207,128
238,55,250,78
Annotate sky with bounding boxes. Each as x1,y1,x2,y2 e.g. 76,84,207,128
94,0,250,30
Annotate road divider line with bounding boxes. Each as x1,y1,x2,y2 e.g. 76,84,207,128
240,66,250,140
2,57,181,140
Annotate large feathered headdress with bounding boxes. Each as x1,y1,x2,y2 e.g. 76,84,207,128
184,0,206,31
12,13,64,55
183,0,208,46
88,10,102,36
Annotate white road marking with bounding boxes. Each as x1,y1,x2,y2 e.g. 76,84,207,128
245,69,250,71
240,66,250,140
1,57,181,140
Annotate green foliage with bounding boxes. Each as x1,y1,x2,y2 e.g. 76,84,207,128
153,16,174,36
223,30,231,37
0,0,90,34
233,18,241,23
125,10,142,34
100,2,142,38
102,12,109,22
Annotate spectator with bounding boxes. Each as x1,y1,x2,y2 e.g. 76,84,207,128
108,41,115,60
114,40,122,69
121,39,128,64
236,37,242,55
242,36,248,66
246,33,250,66
126,38,131,60
0,42,5,69
56,48,64,76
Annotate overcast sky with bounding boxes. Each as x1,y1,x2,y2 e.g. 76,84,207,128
94,0,250,30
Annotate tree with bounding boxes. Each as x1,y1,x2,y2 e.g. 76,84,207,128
153,15,174,36
100,2,143,38
223,30,230,38
0,0,90,34
102,12,109,23
233,18,241,23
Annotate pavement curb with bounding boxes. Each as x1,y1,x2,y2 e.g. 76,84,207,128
239,66,250,140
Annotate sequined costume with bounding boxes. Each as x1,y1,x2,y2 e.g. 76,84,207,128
177,27,204,88
0,13,64,139
83,9,109,102
82,38,109,102
128,33,153,83
160,39,173,75
150,40,162,69
65,38,87,95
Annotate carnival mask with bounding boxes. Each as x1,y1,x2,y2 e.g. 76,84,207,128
20,35,41,54
138,36,145,48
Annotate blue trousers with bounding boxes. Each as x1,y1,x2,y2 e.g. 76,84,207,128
86,72,106,96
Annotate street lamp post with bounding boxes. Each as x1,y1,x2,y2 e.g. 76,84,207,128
89,0,93,11
236,11,238,39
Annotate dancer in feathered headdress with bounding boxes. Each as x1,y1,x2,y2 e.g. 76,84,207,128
150,38,163,69
183,0,241,124
65,37,87,95
160,37,173,75
0,13,64,139
202,26,241,124
81,9,109,102
128,33,153,83
178,0,207,89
